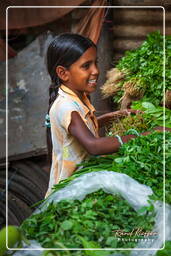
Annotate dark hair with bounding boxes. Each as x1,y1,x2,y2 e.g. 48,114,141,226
46,33,96,163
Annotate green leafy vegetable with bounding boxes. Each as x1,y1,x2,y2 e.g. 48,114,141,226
20,132,171,256
113,31,171,106
132,101,171,128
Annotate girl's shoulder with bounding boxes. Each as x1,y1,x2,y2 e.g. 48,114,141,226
49,95,84,128
56,95,80,110
50,95,82,119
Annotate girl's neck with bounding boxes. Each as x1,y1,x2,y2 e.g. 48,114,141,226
63,84,84,102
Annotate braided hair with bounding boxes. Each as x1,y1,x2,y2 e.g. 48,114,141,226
46,33,96,163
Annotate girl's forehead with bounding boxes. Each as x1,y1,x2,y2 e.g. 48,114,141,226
78,47,97,61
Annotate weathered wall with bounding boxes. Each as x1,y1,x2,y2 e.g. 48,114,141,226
110,1,171,63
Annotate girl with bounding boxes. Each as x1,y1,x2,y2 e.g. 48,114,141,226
45,33,162,196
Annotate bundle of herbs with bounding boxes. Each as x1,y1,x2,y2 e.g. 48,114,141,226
106,113,150,137
21,189,155,254
106,101,171,137
101,31,171,107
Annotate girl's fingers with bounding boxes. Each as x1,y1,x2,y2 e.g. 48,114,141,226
126,109,144,114
154,126,171,132
109,109,143,118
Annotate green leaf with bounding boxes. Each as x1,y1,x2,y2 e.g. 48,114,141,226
78,236,110,256
61,220,73,230
114,156,129,164
137,206,148,214
142,102,156,111
106,237,118,247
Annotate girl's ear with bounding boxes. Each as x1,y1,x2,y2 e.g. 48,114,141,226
56,66,69,82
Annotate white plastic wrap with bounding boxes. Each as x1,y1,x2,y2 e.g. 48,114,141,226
35,171,153,214
9,240,43,256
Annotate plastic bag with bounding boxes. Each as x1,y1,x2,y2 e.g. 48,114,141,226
9,240,43,256
35,170,153,214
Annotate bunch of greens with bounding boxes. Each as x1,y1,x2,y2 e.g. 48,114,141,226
106,113,151,137
132,101,171,128
114,131,171,204
113,31,171,105
106,101,171,137
53,131,171,205
21,189,155,255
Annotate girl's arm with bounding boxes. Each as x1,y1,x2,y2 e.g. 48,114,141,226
68,111,136,155
97,109,140,128
69,112,171,156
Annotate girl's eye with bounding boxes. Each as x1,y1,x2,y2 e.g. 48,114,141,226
82,60,98,69
82,63,90,69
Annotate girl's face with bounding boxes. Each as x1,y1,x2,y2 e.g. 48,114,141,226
64,46,99,95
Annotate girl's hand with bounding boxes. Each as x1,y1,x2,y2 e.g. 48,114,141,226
154,126,171,132
141,126,171,136
141,126,171,137
109,109,142,118
97,109,143,128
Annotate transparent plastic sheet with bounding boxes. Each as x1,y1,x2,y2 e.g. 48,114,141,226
9,240,43,256
35,171,153,214
12,171,171,256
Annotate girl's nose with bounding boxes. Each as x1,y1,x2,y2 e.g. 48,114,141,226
92,63,99,76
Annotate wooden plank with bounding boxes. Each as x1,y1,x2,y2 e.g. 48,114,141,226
112,25,163,37
111,0,169,7
113,38,143,51
0,148,47,163
112,8,164,24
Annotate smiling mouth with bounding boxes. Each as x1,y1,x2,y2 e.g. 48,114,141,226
88,79,97,85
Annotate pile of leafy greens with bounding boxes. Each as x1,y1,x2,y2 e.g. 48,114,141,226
53,131,171,205
20,132,170,256
114,31,171,106
21,189,155,255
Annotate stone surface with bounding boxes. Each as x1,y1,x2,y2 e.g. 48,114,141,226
0,32,54,161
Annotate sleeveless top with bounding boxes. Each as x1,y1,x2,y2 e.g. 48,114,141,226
46,84,99,196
